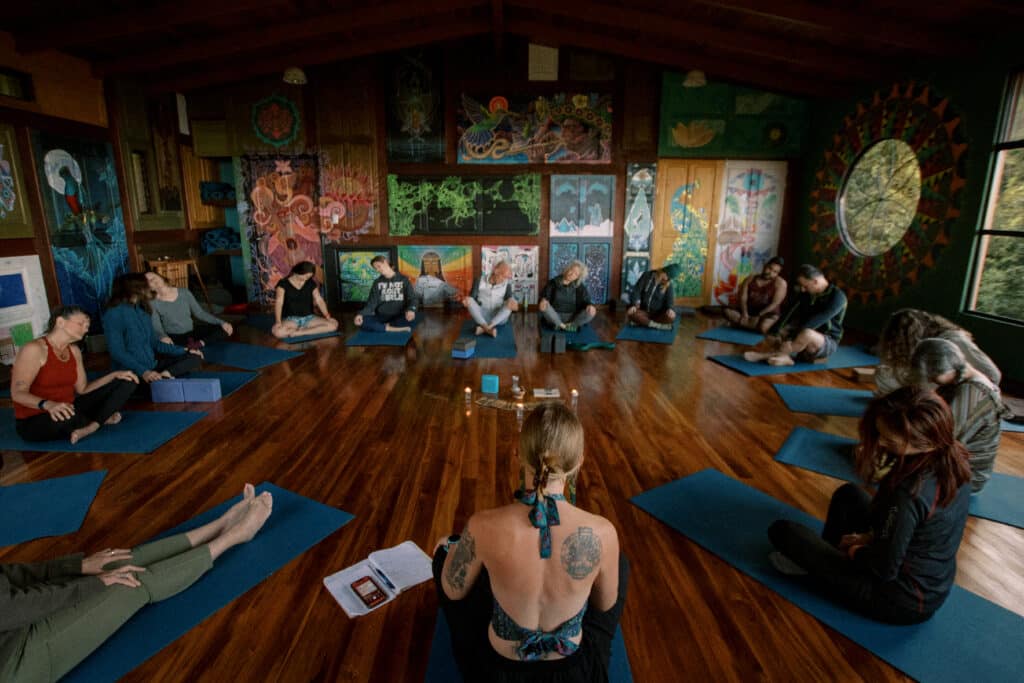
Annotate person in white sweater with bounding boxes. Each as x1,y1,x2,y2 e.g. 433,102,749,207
463,260,519,337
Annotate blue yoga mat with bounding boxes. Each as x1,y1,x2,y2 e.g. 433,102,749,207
64,482,354,683
631,468,1024,683
615,317,679,344
456,321,517,359
426,612,633,683
697,326,765,346
1003,420,1024,433
184,371,258,398
0,470,107,546
776,426,1024,529
246,313,340,343
552,324,601,345
0,409,206,454
202,341,303,370
774,384,873,417
709,346,880,377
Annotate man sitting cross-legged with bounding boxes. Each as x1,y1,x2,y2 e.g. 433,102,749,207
354,255,417,333
463,260,519,337
626,263,681,331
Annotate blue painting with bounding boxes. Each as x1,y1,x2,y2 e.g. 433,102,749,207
0,273,28,308
549,175,614,237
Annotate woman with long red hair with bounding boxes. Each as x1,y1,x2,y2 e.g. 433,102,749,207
767,385,972,624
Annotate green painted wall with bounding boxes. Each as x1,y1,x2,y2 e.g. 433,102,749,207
795,50,1024,383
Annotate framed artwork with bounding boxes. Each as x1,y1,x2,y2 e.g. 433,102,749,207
482,245,539,304
386,51,445,163
0,124,34,238
335,246,396,303
0,255,49,346
549,175,614,237
548,239,611,304
621,164,656,300
387,174,540,236
397,245,472,307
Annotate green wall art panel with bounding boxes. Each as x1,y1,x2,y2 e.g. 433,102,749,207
387,174,540,235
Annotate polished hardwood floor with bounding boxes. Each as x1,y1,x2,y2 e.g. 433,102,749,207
2,309,1022,682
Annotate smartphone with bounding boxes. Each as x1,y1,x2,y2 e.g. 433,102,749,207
350,575,388,608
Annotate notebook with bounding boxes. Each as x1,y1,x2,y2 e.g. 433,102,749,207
323,540,433,617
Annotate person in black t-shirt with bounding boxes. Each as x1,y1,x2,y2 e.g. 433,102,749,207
271,262,338,339
354,255,417,333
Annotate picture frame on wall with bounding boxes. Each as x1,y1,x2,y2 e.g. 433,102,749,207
0,123,35,238
323,245,397,306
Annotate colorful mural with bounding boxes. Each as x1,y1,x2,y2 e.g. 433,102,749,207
386,51,445,163
665,180,710,298
621,164,656,301
711,161,787,305
30,133,129,329
0,124,33,238
482,245,539,304
809,82,967,304
549,175,614,237
397,245,472,307
458,93,612,164
337,247,395,303
240,154,322,303
387,175,540,235
251,94,301,148
319,156,376,243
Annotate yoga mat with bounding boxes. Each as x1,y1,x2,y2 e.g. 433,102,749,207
776,426,1024,529
697,326,765,346
346,329,413,347
202,341,303,370
246,313,340,344
1003,420,1024,433
631,468,1024,683
64,483,354,683
0,470,107,546
0,409,206,454
773,384,873,417
615,317,680,344
456,320,517,359
709,346,880,377
185,371,258,398
426,612,633,683
562,324,602,345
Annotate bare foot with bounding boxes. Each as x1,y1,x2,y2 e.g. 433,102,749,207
228,492,273,543
488,327,498,338
743,351,771,363
70,422,101,445
475,325,485,336
104,412,122,426
385,324,411,333
219,484,256,533
767,354,795,366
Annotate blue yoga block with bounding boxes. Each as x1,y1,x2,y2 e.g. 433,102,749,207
151,379,185,403
451,348,475,359
181,378,222,402
481,374,499,394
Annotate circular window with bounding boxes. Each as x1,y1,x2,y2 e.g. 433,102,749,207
838,139,921,256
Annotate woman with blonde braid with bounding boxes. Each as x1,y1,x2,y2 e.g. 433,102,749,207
432,402,626,682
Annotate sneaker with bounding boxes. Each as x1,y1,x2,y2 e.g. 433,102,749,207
768,551,807,576
648,321,673,331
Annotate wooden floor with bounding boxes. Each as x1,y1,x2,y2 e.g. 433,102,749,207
2,310,1022,682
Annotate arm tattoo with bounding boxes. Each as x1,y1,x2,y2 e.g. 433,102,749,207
561,527,602,580
444,529,476,591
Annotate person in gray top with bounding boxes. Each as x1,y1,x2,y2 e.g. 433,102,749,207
538,260,596,333
626,263,681,331
146,271,232,348
463,260,518,337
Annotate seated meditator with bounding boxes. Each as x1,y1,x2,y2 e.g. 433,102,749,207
103,273,203,386
146,271,233,349
271,261,338,340
722,257,787,333
767,386,972,624
743,264,846,366
463,260,519,337
625,263,681,330
0,484,273,682
875,308,1000,396
10,306,138,445
433,402,627,682
912,338,1012,493
354,255,417,333
538,260,597,333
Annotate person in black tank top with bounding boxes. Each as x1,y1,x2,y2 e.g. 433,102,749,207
271,262,339,339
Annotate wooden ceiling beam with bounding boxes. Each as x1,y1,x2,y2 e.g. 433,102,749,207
145,17,491,93
97,0,487,76
507,0,888,80
15,0,288,53
504,18,849,97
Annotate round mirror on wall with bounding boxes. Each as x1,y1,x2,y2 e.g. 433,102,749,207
837,138,922,256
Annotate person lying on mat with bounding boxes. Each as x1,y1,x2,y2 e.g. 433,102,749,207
271,261,338,340
10,305,138,445
538,260,597,333
625,263,680,331
463,260,518,337
767,386,971,625
722,257,787,334
0,483,272,682
433,402,627,682
912,338,1012,493
103,273,204,387
354,255,416,333
875,308,1001,396
743,264,846,366
146,271,233,350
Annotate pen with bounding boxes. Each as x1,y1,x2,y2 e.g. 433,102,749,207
370,565,397,592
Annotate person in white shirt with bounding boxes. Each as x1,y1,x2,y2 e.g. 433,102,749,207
463,260,519,337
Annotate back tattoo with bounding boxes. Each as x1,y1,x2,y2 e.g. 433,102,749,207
561,527,602,579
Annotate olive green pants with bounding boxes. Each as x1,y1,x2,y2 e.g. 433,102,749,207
1,533,213,683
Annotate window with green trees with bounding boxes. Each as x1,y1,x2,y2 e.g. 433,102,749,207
968,73,1024,322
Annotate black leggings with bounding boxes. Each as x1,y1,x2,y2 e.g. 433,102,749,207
432,546,629,683
15,379,136,442
768,483,931,625
168,322,226,347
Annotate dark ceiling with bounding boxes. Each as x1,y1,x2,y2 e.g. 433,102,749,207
2,0,1022,96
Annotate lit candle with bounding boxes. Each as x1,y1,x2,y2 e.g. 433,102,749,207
570,389,578,398
464,386,472,401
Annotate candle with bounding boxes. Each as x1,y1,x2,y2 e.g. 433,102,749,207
464,386,472,401
570,389,579,398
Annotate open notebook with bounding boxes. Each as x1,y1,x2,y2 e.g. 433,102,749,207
323,540,433,617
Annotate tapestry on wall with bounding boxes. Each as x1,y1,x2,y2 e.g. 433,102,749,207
397,245,472,307
665,180,710,299
0,124,34,238
711,161,787,306
808,82,967,305
621,164,656,301
658,73,806,158
549,240,612,305
251,94,301,148
240,154,322,304
30,132,129,330
386,51,445,163
319,156,376,243
458,93,612,164
482,245,539,305
387,175,540,235
550,175,614,238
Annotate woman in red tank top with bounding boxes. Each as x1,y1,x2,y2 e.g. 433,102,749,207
10,306,139,444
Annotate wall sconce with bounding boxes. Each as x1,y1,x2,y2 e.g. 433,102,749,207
683,70,707,87
282,67,308,85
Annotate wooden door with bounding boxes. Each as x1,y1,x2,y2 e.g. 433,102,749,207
651,160,724,306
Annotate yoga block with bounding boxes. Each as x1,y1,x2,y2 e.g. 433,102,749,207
553,334,566,353
451,347,475,359
481,375,499,394
453,337,476,351
151,379,185,403
540,331,554,352
151,378,222,403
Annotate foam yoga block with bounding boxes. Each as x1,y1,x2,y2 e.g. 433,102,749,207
151,378,222,403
